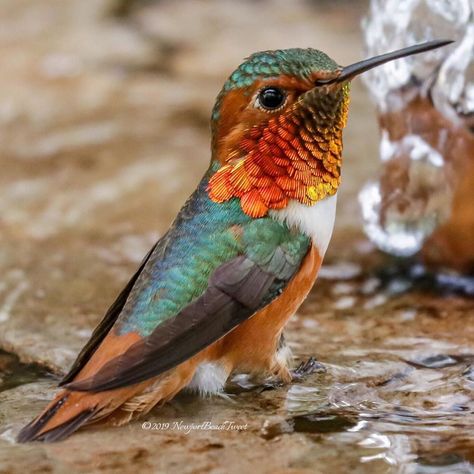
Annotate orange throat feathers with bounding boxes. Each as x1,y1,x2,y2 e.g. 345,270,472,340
208,84,349,218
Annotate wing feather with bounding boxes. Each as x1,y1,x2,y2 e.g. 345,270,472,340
65,252,298,392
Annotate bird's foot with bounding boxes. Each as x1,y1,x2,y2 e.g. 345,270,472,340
259,357,325,392
290,356,326,382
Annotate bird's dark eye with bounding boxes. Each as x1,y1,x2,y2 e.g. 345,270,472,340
257,87,286,111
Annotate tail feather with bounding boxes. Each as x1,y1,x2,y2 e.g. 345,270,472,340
16,393,100,443
17,357,200,443
16,388,124,443
17,394,71,443
26,409,98,443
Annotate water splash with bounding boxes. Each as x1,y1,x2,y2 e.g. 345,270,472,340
432,21,474,126
359,133,454,257
363,0,470,112
358,174,451,258
360,0,474,259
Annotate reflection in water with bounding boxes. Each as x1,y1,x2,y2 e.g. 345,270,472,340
226,255,474,472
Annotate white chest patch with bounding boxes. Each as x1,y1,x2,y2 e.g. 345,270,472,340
186,362,229,396
270,194,338,256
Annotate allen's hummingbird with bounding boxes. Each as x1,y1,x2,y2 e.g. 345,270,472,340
18,39,451,442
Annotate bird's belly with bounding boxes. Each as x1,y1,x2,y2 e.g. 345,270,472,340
185,361,229,395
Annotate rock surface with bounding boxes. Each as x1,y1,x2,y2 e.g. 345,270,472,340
1,1,473,473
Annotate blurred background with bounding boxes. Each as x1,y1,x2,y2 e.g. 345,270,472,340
1,1,473,473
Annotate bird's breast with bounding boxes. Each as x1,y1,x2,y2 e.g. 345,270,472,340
269,193,338,257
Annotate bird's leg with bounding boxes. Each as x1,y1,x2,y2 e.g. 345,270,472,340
255,333,291,391
260,335,326,391
290,356,326,381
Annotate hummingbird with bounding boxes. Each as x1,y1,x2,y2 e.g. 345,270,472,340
18,39,451,442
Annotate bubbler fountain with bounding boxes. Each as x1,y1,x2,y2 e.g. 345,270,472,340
360,0,474,273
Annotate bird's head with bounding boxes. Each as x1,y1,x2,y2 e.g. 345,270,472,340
208,41,452,218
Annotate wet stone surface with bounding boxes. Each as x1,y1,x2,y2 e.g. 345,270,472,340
1,0,473,473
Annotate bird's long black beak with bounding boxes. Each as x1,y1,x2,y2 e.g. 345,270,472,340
315,39,454,86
